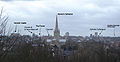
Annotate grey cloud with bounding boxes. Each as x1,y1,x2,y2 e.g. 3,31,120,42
1,0,120,36
0,0,41,1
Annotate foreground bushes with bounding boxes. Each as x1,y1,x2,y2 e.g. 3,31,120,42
0,42,120,62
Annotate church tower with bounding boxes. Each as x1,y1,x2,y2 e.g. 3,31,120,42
54,15,60,42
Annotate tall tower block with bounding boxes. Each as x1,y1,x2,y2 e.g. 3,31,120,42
54,15,60,42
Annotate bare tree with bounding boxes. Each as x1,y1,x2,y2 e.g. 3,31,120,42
0,7,9,61
0,7,9,36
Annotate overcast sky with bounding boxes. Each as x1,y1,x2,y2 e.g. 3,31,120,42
0,0,120,37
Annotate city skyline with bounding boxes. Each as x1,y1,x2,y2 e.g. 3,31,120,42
0,0,120,36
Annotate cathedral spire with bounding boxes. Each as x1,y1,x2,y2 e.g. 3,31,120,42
55,15,58,30
54,15,60,43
